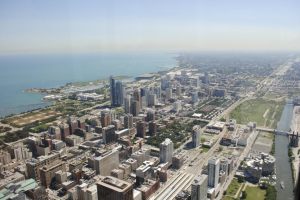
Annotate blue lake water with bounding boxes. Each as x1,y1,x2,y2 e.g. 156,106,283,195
0,52,176,117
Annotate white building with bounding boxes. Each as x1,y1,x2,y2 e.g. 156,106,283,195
192,125,201,148
191,174,208,200
77,183,98,200
208,158,220,188
93,149,119,176
159,138,174,166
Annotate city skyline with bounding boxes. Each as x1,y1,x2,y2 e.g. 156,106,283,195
1,0,300,54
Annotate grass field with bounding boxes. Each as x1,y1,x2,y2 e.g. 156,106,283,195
226,178,242,197
230,98,284,127
5,109,60,127
245,186,266,200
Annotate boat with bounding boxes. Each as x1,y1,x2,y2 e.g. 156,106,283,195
280,181,285,189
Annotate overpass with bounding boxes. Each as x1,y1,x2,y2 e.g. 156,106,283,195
256,126,294,136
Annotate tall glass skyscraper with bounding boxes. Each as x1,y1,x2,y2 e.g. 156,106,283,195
110,76,124,107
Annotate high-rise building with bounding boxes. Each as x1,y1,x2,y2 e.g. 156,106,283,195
154,86,161,99
165,88,173,100
133,89,141,109
101,110,111,128
176,86,182,97
191,174,208,200
131,100,140,116
124,95,131,114
68,116,79,134
48,126,61,140
140,87,148,96
203,72,210,84
136,121,146,138
26,153,61,180
208,158,220,188
39,161,66,188
110,76,124,107
93,150,119,176
97,176,133,200
102,125,116,144
192,125,201,148
146,109,155,122
160,138,174,166
0,151,11,165
192,91,199,104
124,114,133,129
161,76,170,90
59,123,70,141
148,94,157,106
77,183,98,200
148,121,157,136
190,77,200,88
12,146,32,161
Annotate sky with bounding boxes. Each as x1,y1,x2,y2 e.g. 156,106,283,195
0,0,300,54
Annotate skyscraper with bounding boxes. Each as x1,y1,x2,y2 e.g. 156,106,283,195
136,120,146,138
124,95,131,114
165,88,173,100
192,91,199,104
131,100,140,116
102,125,116,144
208,158,220,188
148,121,157,136
146,109,155,122
101,110,111,128
110,76,124,107
159,138,174,166
133,89,141,109
191,174,208,200
124,114,133,129
192,125,201,148
147,93,157,106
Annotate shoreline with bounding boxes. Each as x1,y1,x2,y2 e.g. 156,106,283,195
0,65,178,119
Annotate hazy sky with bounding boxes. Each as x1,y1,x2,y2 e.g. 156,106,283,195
0,0,300,53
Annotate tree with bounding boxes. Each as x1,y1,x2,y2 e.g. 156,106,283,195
237,176,245,183
220,117,226,122
265,184,277,200
241,191,247,199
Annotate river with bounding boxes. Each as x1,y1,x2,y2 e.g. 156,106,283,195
275,100,294,200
